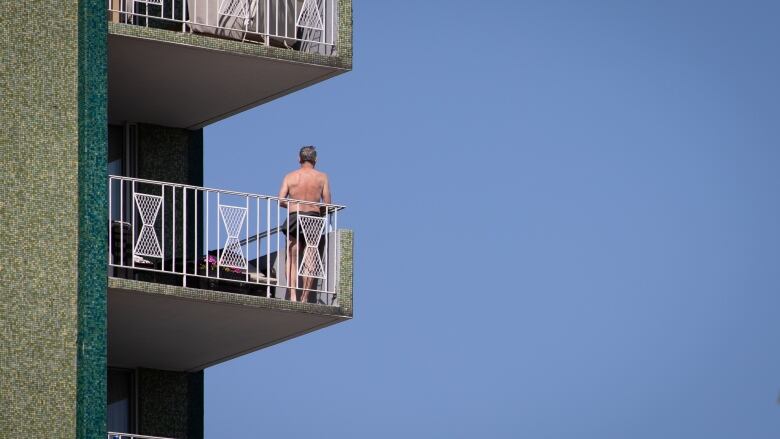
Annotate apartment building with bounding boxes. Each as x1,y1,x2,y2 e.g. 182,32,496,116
0,1,353,437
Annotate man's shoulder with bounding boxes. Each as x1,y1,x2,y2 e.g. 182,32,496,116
286,168,327,181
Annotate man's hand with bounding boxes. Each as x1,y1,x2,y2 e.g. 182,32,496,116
320,174,332,214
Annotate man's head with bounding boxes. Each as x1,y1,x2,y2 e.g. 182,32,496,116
299,145,317,165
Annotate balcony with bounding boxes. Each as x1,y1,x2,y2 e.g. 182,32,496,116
107,175,353,371
108,0,338,52
106,0,352,128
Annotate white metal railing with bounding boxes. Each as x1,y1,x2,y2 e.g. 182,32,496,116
107,0,337,52
108,434,176,439
108,175,344,304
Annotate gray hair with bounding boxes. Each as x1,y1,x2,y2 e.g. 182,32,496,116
299,145,317,164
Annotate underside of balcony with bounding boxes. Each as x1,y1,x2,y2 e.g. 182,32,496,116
108,12,352,129
108,277,349,371
108,24,350,128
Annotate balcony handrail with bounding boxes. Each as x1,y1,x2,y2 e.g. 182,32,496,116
111,175,346,210
108,175,344,304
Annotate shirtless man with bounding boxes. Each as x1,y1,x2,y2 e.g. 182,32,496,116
278,146,332,302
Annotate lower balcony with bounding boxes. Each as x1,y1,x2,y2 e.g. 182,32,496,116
107,175,353,371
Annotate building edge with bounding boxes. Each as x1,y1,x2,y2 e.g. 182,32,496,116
77,0,109,436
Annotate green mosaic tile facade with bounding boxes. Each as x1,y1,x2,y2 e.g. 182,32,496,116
0,0,107,437
337,229,353,317
137,123,204,185
107,0,352,70
134,123,205,262
137,368,204,439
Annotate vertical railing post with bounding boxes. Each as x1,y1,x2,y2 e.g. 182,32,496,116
119,179,124,267
131,180,136,269
205,190,209,279
245,195,250,283
324,205,328,298
256,197,260,285
334,207,338,302
321,0,325,44
265,0,270,45
277,199,281,292
183,187,187,286
172,185,176,274
162,184,166,271
266,198,271,298
216,191,221,279
108,177,113,267
194,188,199,277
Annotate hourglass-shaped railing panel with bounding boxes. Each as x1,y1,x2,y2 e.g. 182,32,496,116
218,204,248,270
133,193,163,258
297,214,326,279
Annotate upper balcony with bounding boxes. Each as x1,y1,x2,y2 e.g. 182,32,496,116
106,0,352,128
107,175,353,372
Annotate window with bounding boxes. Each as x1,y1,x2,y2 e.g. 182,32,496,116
107,368,135,433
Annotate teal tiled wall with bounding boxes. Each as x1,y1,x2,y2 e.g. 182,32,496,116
78,0,110,436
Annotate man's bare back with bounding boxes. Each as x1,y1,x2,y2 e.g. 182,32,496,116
278,163,331,214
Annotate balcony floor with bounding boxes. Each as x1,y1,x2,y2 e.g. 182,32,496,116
108,277,348,371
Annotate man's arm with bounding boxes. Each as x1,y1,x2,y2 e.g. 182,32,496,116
321,174,332,214
278,175,289,208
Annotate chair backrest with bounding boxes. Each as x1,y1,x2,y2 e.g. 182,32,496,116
296,0,324,31
218,0,250,20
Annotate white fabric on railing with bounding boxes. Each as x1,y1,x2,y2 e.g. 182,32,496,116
111,0,337,54
298,0,336,55
186,0,298,44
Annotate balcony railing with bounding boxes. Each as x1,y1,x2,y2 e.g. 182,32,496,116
108,175,345,304
109,434,176,439
108,0,337,54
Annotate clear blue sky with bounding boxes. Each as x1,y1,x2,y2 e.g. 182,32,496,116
202,1,780,437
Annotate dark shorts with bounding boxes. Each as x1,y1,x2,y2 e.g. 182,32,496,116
281,211,323,242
